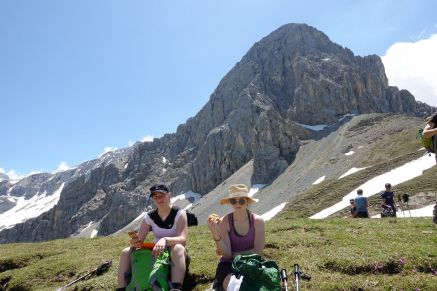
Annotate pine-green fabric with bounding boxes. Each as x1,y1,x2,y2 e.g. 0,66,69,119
126,248,170,291
231,254,281,291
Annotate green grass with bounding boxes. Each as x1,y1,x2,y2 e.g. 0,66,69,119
1,218,436,290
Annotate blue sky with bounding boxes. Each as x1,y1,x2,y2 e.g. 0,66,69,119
1,0,437,177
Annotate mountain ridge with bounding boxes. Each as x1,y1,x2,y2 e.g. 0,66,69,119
1,23,436,243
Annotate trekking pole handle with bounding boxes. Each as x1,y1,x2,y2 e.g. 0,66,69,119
280,269,288,291
294,263,300,278
281,269,288,281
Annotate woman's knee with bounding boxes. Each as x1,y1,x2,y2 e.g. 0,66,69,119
171,244,185,254
120,247,131,261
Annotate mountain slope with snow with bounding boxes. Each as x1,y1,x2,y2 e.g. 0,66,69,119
1,23,436,243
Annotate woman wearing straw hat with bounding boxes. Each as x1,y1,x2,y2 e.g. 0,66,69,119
208,184,265,291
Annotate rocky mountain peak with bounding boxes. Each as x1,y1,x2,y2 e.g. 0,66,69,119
1,24,435,243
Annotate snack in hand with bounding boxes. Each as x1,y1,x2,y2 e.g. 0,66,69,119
128,231,138,239
208,213,221,223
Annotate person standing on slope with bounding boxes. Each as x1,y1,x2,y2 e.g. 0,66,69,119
423,112,437,163
381,183,397,217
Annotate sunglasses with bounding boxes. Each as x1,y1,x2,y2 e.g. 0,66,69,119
229,198,246,205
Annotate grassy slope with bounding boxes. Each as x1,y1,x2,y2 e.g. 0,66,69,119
1,218,436,290
1,118,436,290
282,126,437,219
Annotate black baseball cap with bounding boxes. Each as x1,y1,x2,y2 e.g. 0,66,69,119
149,184,169,195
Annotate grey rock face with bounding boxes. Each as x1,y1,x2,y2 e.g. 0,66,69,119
1,23,435,243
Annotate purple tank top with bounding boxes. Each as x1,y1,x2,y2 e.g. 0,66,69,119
220,211,255,262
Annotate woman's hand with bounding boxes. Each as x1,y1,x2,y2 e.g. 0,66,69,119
152,237,167,258
129,235,142,249
207,213,222,241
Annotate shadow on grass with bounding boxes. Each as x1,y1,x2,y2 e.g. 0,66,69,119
322,259,404,275
183,272,215,291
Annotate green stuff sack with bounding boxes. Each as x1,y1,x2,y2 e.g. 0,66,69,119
127,248,170,291
232,254,281,291
417,128,435,153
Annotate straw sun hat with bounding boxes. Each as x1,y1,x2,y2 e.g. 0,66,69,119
219,184,259,205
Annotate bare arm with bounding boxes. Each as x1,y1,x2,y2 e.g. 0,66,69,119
233,215,265,256
164,211,188,246
423,122,437,138
129,218,151,248
209,215,233,259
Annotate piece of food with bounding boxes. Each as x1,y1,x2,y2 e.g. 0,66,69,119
128,231,138,239
208,213,221,223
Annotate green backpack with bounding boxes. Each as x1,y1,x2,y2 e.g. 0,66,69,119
126,248,170,291
231,254,282,291
417,128,435,153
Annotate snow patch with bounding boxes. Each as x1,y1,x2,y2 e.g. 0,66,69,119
162,156,167,164
262,202,287,221
171,191,202,205
7,196,17,203
338,167,368,179
339,113,357,122
296,123,328,131
8,179,20,185
372,204,435,218
310,154,436,219
345,151,355,156
313,176,325,185
0,183,65,230
90,229,98,238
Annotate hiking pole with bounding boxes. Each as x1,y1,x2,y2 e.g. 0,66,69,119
293,263,312,291
403,193,411,217
398,195,405,217
294,264,300,291
280,269,288,291
56,260,112,291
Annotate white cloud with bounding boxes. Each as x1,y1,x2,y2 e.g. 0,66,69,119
55,161,70,172
382,33,437,107
128,135,154,146
141,135,154,142
99,147,118,157
1,166,45,180
6,170,23,180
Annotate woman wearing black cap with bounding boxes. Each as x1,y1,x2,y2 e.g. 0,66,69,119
117,184,188,291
